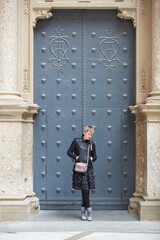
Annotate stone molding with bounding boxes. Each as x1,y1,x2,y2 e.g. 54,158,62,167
32,2,137,28
130,104,160,121
145,91,160,105
0,92,39,121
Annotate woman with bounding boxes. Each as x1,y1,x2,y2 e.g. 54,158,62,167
67,125,97,221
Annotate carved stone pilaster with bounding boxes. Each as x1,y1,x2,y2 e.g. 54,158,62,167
117,8,137,28
129,104,160,220
32,8,53,28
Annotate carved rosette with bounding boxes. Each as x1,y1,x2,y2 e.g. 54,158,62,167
117,9,137,28
33,8,53,28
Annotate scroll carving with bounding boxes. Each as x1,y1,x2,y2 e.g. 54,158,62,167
33,8,53,28
117,9,137,28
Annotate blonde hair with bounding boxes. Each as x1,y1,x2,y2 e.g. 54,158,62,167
84,125,95,135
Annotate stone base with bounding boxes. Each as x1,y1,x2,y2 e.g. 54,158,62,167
0,197,40,221
137,200,160,221
128,197,138,214
29,196,40,214
128,192,142,214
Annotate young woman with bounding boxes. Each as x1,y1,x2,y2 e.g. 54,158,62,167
67,125,97,221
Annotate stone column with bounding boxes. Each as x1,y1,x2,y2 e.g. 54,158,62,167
129,0,160,220
0,0,39,221
144,0,160,198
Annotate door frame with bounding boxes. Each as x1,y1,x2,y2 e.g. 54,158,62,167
17,0,151,211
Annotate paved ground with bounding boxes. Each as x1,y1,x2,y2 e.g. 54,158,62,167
0,210,160,240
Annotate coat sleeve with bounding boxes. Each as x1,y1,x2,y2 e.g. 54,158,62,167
91,141,97,162
67,139,77,160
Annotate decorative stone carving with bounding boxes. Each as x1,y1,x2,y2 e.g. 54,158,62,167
23,0,29,15
23,66,29,92
117,9,137,28
33,8,53,28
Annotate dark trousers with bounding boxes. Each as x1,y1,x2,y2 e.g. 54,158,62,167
81,190,90,208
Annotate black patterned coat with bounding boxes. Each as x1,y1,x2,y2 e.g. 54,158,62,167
67,137,97,190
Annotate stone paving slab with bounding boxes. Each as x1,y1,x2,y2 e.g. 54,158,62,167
29,210,139,221
0,210,160,240
0,232,160,240
0,221,160,232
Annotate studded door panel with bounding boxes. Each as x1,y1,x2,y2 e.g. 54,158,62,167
34,10,135,209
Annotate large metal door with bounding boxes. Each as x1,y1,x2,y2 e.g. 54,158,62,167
34,10,135,209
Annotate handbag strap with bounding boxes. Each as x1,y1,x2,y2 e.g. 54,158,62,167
86,144,90,166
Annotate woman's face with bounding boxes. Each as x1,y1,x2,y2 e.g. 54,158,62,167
84,131,92,140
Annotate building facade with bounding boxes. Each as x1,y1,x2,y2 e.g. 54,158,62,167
0,0,160,221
